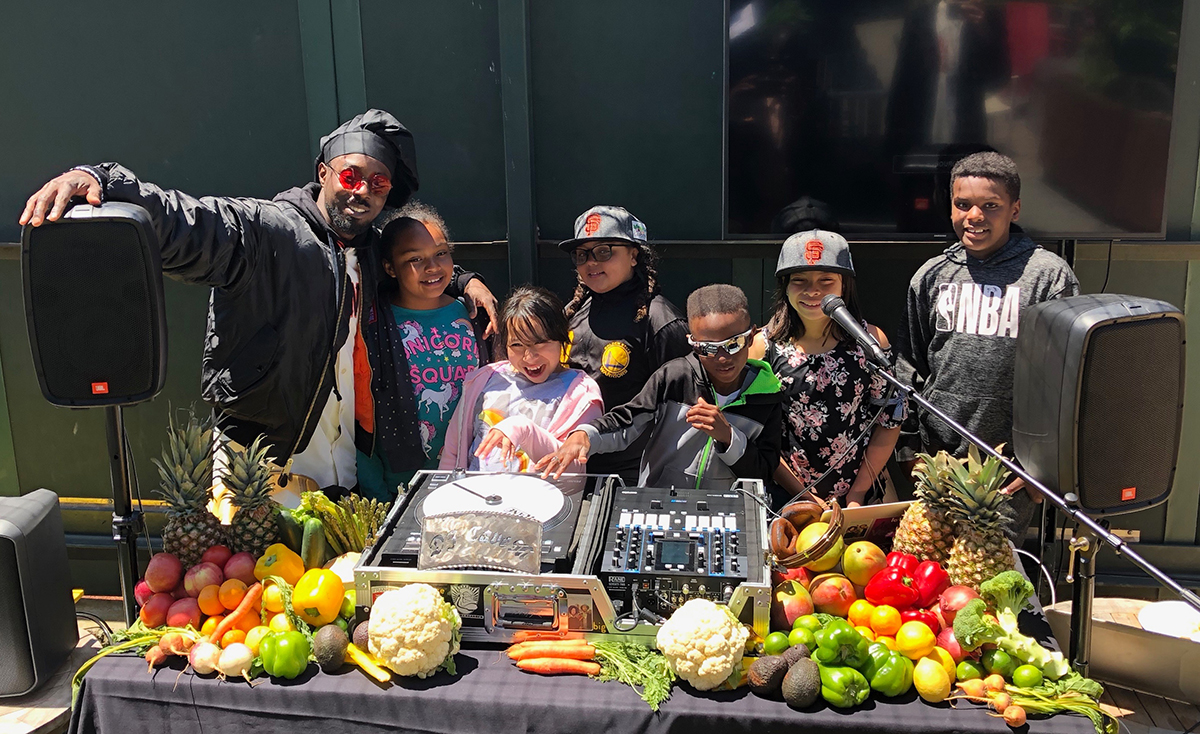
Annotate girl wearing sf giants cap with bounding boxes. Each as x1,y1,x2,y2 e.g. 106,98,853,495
557,206,690,483
750,230,907,510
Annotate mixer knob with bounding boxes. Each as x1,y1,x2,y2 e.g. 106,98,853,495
681,584,690,595
723,585,734,602
698,585,706,595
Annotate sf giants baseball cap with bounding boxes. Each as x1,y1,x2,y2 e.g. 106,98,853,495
775,229,856,278
557,205,648,252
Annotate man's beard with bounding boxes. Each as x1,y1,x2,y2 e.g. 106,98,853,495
325,194,374,238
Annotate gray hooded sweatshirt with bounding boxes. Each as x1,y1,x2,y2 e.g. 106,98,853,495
896,230,1079,461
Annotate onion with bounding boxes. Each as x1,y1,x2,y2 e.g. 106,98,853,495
188,640,222,675
936,627,966,662
939,586,981,625
217,643,255,682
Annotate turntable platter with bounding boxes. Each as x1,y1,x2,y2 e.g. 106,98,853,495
419,473,566,525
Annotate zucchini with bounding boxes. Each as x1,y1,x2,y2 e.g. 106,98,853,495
301,516,329,569
276,509,305,553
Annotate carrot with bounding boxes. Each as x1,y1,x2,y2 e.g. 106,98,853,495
516,658,601,675
208,581,263,643
506,639,592,659
510,644,595,662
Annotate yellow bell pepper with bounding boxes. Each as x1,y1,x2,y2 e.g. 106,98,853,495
254,543,305,586
293,568,344,626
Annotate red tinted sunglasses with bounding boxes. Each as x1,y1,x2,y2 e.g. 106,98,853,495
336,167,392,195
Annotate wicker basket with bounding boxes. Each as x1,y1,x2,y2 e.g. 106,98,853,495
773,494,845,570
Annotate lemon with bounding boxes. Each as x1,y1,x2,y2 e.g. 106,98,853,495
923,646,957,682
913,656,951,703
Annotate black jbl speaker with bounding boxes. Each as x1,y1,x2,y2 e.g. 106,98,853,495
22,203,166,406
0,490,77,697
1013,294,1185,515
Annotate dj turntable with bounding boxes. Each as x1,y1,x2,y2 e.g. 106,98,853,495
374,471,584,573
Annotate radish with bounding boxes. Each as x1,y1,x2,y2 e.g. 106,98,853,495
217,643,255,682
145,645,169,672
1003,705,1027,727
188,640,222,675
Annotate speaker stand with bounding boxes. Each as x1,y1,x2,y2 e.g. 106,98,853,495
1066,521,1103,677
105,406,143,627
863,359,1200,676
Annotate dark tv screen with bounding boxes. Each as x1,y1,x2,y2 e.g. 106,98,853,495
727,0,1184,238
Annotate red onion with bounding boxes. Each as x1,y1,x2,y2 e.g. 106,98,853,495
936,626,966,662
939,585,980,625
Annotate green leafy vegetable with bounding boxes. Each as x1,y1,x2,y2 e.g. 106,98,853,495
592,641,675,711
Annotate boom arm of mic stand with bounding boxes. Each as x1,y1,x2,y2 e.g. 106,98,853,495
866,361,1200,613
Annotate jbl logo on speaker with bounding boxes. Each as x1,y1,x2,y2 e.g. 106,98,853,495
1121,487,1137,502
91,382,109,395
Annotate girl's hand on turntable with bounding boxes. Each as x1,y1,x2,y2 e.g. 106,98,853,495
535,431,590,479
475,427,516,465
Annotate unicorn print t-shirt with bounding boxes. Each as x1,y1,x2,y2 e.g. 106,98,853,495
392,300,480,464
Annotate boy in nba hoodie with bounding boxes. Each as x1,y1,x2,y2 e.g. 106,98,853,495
896,152,1079,535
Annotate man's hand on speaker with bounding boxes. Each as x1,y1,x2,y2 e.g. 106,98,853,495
1000,477,1041,503
19,169,102,227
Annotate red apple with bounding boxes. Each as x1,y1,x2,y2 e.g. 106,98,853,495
144,553,183,593
166,597,202,629
810,573,857,617
223,552,257,586
140,592,174,627
200,545,233,568
171,581,189,599
183,562,224,597
771,580,815,631
841,541,887,587
134,580,154,607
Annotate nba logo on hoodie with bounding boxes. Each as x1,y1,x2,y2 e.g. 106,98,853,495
935,283,1022,337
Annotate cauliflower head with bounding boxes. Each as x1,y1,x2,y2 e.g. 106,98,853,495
655,598,749,691
368,584,462,678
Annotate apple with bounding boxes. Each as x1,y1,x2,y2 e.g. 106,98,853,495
134,580,154,607
223,552,257,586
170,581,189,600
166,597,202,629
183,562,224,597
771,580,815,631
200,545,233,568
842,541,887,586
810,573,857,617
770,564,813,591
144,553,183,593
140,592,174,627
797,522,844,573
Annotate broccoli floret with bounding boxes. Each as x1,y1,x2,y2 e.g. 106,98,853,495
953,597,1072,681
979,571,1035,635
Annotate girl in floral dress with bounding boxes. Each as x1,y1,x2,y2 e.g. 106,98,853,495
750,230,906,509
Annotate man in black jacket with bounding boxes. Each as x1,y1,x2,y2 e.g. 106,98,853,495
20,110,496,492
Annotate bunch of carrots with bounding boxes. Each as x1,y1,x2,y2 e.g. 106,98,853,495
507,638,600,676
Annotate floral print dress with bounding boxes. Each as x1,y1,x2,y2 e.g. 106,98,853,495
766,336,907,504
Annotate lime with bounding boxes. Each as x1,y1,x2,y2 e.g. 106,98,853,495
1012,664,1043,688
764,631,792,655
981,649,1016,678
788,627,815,649
794,615,823,633
956,660,986,681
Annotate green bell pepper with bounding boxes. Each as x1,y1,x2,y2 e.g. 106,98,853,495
812,618,871,669
818,664,871,708
260,630,311,679
861,642,914,698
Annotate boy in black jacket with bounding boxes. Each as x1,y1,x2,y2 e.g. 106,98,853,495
538,284,783,489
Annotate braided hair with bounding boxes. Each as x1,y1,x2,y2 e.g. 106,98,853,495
564,243,661,323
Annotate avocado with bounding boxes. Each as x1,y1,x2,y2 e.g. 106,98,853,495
747,655,788,697
352,620,370,650
313,624,350,674
781,657,821,709
782,643,810,667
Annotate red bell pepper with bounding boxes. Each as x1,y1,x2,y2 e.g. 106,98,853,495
885,551,918,575
864,567,919,608
901,607,941,634
912,560,951,609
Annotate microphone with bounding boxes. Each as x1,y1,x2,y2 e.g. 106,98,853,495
821,294,890,368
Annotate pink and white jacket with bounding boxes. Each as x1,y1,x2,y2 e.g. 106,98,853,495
438,362,603,478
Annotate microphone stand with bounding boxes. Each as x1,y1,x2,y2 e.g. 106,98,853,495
862,358,1200,676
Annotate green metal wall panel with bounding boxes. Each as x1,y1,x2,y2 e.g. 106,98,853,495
529,0,726,241
359,0,508,242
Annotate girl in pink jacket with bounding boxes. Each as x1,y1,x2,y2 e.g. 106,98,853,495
439,286,602,486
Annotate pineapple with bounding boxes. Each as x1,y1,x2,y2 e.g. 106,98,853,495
892,451,958,564
153,406,226,567
945,444,1017,590
224,436,280,556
